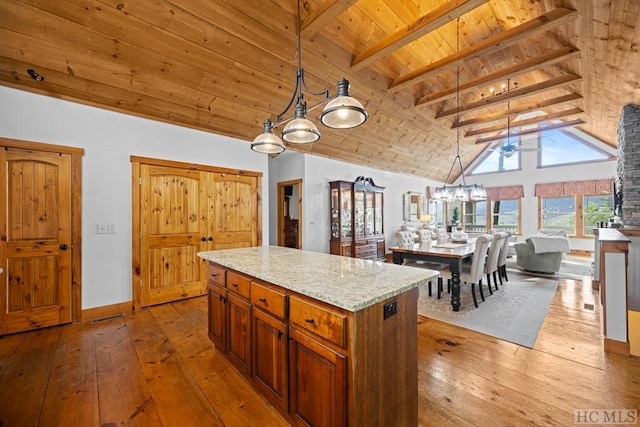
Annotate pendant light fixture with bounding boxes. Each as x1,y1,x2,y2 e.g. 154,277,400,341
251,0,367,154
432,18,486,203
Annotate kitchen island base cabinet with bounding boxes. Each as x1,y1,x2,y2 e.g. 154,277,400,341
252,307,288,414
204,257,420,427
289,327,346,427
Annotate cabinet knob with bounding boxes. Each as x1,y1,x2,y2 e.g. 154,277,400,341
208,236,213,241
201,237,207,241
231,283,238,288
59,244,68,250
305,318,315,324
259,298,267,303
277,330,284,339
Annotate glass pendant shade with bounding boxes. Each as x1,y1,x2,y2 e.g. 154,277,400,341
320,79,368,129
453,185,469,202
282,102,320,143
251,119,285,154
470,185,487,201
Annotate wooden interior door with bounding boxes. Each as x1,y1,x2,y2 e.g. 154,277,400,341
139,164,210,307
210,173,259,249
0,148,72,335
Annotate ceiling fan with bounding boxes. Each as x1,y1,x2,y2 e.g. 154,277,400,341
488,139,541,158
487,79,542,158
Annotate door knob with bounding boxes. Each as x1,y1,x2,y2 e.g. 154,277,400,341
60,244,68,250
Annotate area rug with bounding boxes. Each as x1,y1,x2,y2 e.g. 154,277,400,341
417,274,559,348
505,256,593,280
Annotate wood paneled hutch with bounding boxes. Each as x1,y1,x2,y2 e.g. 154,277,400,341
330,178,385,261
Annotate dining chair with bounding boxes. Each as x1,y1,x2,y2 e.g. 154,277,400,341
485,231,508,293
439,234,492,308
496,231,513,285
435,228,448,242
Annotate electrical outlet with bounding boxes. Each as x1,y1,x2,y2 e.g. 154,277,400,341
383,300,397,320
107,223,116,234
96,224,107,234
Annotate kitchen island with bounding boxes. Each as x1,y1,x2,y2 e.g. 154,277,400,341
198,246,437,427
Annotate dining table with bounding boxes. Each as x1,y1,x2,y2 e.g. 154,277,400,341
390,239,476,312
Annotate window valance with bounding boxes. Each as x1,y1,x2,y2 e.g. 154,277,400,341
484,185,524,200
535,179,613,198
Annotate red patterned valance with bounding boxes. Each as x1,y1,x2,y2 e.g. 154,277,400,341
485,185,524,200
535,178,613,198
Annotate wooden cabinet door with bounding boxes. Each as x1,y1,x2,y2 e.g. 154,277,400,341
208,283,227,350
227,292,251,376
0,149,72,334
252,308,288,413
209,173,258,249
289,327,346,427
139,164,210,307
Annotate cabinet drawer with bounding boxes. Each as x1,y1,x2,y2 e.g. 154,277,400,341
227,271,251,299
289,296,347,348
208,264,226,287
354,244,377,258
251,281,287,319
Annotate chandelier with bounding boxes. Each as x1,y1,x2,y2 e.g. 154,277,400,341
251,0,368,154
432,18,486,203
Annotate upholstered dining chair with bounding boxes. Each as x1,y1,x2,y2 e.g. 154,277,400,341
496,231,513,285
438,234,492,308
485,232,507,293
435,228,448,243
416,229,433,245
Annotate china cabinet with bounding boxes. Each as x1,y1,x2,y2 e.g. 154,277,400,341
330,178,385,261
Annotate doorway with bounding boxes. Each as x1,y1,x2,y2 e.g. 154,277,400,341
277,179,302,249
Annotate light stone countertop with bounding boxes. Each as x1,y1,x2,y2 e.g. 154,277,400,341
197,246,438,312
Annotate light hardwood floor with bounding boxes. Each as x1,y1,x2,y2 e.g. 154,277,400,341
0,274,638,426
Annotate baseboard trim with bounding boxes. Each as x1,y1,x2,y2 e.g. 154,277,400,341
82,301,134,322
604,337,630,357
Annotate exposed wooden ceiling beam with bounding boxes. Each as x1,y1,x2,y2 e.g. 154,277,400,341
388,7,578,92
300,0,359,38
452,93,584,128
416,47,581,107
473,119,586,144
350,0,489,70
436,74,582,119
464,107,584,137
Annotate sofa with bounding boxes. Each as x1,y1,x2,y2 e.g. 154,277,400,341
513,229,570,274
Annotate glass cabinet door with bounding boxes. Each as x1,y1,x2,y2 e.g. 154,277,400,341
331,188,339,239
354,189,365,237
341,188,352,238
365,191,374,235
374,192,383,235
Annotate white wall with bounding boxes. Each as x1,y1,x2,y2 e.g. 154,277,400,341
0,86,269,309
269,154,440,254
461,133,618,252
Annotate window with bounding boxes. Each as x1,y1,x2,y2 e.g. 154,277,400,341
539,129,613,167
583,195,614,236
463,201,487,232
470,141,521,174
541,196,576,235
491,199,519,234
536,179,615,238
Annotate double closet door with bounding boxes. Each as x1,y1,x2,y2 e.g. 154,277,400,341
132,158,262,308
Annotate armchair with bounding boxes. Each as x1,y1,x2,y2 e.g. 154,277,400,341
513,229,570,274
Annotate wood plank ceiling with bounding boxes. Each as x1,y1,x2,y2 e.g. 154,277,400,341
1,0,638,182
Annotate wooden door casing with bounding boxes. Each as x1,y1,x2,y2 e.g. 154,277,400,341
1,148,72,334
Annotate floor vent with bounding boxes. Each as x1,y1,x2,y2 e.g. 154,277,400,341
90,313,125,323
584,303,595,311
